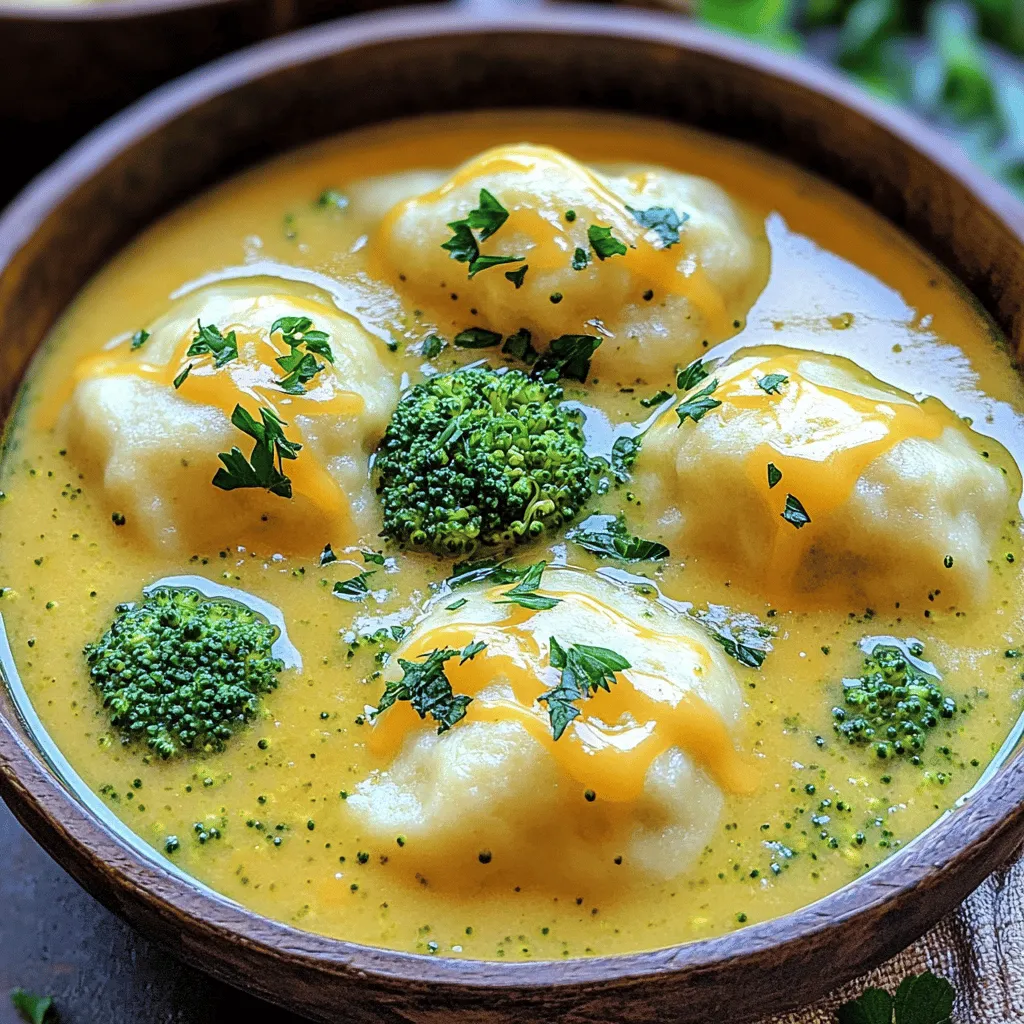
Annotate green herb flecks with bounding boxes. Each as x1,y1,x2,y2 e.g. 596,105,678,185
610,434,641,483
757,372,789,395
333,571,375,600
212,405,301,499
568,514,669,562
781,493,811,529
640,390,673,408
316,188,349,210
534,334,601,383
676,358,710,391
373,642,485,734
588,224,628,260
505,265,529,288
696,604,774,670
767,463,782,489
502,328,538,364
572,246,591,270
540,638,631,740
187,321,238,368
442,189,523,278
319,544,338,566
422,334,446,358
676,378,721,425
130,329,150,350
454,327,502,349
626,205,688,248
494,560,561,611
271,316,333,395
172,364,192,390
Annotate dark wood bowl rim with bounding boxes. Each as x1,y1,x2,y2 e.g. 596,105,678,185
2,1,1024,995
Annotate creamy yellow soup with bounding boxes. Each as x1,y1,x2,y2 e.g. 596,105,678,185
2,111,1023,961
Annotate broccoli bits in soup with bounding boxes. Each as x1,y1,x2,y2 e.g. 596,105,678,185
60,283,397,556
633,346,1022,610
350,566,744,886
377,143,769,381
3,111,1024,961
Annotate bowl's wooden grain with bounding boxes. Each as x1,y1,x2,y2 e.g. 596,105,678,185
1,6,1024,1022
0,0,432,202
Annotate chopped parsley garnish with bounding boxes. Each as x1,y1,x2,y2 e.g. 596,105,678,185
421,334,446,358
447,558,541,590
373,642,485,734
494,560,561,611
446,598,468,611
212,405,301,499
640,389,673,407
588,224,628,260
676,378,721,424
502,327,538,364
271,316,333,394
676,358,710,391
454,327,502,349
836,971,954,1024
565,209,576,222
172,363,192,390
626,205,688,248
505,264,528,288
333,571,375,600
319,543,338,566
767,462,782,489
610,434,641,482
361,549,386,565
568,514,669,562
540,638,631,740
572,246,591,270
696,604,774,670
757,372,789,395
187,320,238,367
130,329,150,350
781,493,811,528
534,334,601,383
442,189,523,278
316,188,348,210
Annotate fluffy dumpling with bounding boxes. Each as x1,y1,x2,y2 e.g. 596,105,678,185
347,567,749,891
632,345,1023,610
60,280,398,556
375,144,769,383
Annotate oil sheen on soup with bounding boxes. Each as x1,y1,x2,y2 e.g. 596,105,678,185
2,111,1023,961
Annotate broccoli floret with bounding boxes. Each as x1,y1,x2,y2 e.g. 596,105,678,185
374,368,595,556
85,587,283,758
832,643,956,761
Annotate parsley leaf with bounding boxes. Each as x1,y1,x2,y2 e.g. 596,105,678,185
361,550,386,565
270,316,333,393
568,514,669,562
502,328,538,364
540,637,631,740
172,363,192,390
676,358,710,391
781,493,811,529
373,643,484,733
837,987,894,1024
11,990,54,1024
454,327,502,349
187,321,238,367
695,604,774,670
588,224,628,260
130,329,150,350
626,205,688,247
767,462,782,489
465,188,509,241
494,560,561,611
421,334,446,358
316,188,348,210
610,434,641,483
469,254,523,278
441,221,479,263
333,571,375,600
676,378,722,424
572,246,591,270
836,971,954,1024
640,389,673,408
275,348,323,395
319,543,338,566
757,372,789,394
505,265,528,288
533,334,601,382
446,598,468,611
212,405,301,499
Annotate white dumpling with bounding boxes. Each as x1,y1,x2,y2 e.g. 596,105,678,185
633,345,1023,610
347,567,747,891
61,281,398,557
375,144,769,383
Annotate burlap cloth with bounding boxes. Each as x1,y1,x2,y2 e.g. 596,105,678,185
755,847,1024,1023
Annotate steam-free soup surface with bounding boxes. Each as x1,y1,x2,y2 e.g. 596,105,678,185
2,111,1022,960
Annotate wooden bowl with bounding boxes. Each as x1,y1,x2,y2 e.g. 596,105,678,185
1,6,1024,1022
0,0,432,202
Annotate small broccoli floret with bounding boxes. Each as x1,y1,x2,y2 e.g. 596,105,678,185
85,587,283,758
375,368,595,556
832,643,956,761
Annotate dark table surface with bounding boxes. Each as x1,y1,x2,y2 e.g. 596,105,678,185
0,798,307,1023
